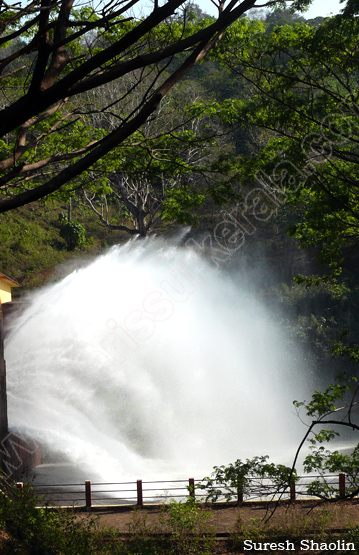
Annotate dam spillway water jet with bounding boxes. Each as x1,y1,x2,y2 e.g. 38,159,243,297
5,238,311,482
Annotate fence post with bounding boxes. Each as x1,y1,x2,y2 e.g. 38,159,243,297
16,482,23,496
339,473,346,498
137,479,143,507
85,480,92,510
290,477,296,501
188,477,195,500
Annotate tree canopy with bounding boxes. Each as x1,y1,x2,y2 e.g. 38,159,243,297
208,14,359,276
210,11,359,492
0,0,313,216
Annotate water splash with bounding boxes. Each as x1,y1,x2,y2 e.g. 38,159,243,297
6,237,311,481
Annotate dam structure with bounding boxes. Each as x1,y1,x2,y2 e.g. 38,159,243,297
0,274,40,477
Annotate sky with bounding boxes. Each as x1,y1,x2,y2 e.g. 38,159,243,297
295,0,342,18
196,0,343,19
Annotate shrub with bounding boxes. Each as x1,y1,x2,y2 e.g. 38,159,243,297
123,500,215,555
163,499,215,555
198,456,295,503
0,476,98,554
59,219,86,250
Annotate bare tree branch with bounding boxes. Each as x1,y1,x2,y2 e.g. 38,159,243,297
0,0,285,213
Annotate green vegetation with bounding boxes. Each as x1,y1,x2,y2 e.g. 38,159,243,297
0,476,215,555
229,506,345,551
199,456,295,503
59,214,87,251
292,373,359,500
0,476,99,554
3,0,359,546
214,15,359,278
0,201,116,290
2,0,314,215
2,472,359,554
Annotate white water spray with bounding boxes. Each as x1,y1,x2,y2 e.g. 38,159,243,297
6,238,310,482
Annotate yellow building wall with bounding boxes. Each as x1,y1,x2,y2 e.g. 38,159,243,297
0,281,12,304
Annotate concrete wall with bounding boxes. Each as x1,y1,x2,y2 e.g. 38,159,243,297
1,432,41,479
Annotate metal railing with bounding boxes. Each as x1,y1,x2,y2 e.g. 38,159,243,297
16,472,350,509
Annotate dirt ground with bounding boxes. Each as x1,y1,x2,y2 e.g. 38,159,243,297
73,499,359,553
85,499,359,534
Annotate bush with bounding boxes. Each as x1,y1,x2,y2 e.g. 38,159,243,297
0,476,98,554
198,456,295,503
122,500,215,555
164,499,215,555
0,476,214,555
59,218,86,250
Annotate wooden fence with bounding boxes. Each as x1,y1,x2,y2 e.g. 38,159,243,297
16,472,349,509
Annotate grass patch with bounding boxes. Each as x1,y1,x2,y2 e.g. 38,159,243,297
0,200,129,291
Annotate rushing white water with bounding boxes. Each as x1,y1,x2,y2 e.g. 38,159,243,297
6,237,311,482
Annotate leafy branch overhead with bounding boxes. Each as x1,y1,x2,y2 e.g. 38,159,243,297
293,373,359,500
208,15,359,276
79,93,228,236
0,0,313,215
